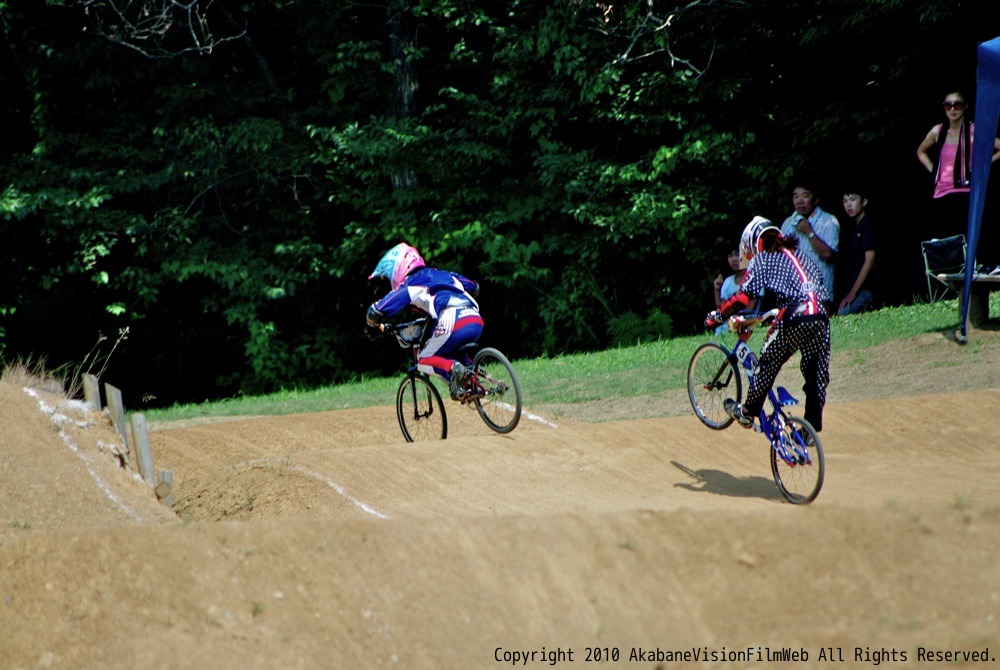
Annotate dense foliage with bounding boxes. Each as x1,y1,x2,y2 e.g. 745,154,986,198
1,0,996,406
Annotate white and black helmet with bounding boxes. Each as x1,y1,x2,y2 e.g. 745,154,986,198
738,216,782,269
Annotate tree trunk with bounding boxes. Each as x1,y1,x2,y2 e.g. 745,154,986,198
387,0,418,190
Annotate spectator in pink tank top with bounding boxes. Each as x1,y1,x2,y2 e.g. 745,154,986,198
916,90,1000,240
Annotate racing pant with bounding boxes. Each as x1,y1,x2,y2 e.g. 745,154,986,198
742,314,831,432
417,306,484,380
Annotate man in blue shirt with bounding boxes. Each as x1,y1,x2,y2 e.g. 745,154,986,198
780,181,840,312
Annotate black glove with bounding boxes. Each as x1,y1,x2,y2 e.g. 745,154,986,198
366,303,383,327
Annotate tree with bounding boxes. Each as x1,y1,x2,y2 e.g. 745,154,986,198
2,0,996,406
73,0,245,58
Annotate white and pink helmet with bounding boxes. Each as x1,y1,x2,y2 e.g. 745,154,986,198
369,243,426,291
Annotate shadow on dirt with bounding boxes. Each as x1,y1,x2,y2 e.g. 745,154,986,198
670,461,783,501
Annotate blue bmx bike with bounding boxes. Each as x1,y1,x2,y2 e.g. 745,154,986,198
687,309,825,504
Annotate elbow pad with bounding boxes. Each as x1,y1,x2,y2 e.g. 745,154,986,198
719,291,750,316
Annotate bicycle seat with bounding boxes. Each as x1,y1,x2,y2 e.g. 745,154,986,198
777,386,799,407
458,342,479,355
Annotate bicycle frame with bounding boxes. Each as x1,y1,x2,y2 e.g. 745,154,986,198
389,323,500,405
728,313,815,467
384,318,438,405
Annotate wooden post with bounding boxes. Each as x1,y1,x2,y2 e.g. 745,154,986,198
82,374,101,411
105,383,129,453
130,413,155,487
155,470,174,509
938,273,999,330
964,288,989,328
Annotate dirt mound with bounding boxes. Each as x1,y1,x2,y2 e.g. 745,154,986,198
0,383,176,542
2,350,999,668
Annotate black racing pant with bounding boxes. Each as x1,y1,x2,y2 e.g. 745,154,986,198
743,314,831,432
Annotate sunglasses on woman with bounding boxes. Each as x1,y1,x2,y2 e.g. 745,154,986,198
943,100,965,111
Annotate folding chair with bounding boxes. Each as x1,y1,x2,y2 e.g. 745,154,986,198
920,234,967,302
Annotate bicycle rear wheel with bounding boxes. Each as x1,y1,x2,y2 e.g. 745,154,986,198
687,342,742,429
396,375,447,442
770,416,824,504
471,347,522,433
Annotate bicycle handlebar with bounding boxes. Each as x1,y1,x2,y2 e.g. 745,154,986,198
375,317,428,334
371,317,431,349
727,308,780,332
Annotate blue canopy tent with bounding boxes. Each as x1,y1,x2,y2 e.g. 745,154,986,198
960,36,1000,340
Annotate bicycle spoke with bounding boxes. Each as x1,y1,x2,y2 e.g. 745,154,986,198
396,376,447,442
770,417,824,504
688,342,742,430
472,348,522,433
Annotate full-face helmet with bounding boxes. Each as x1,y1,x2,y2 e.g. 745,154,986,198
738,216,782,269
369,243,426,291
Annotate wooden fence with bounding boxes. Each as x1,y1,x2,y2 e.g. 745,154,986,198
82,374,174,509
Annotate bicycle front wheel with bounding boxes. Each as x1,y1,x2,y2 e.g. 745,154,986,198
396,375,447,442
770,416,824,504
472,347,522,433
687,342,742,429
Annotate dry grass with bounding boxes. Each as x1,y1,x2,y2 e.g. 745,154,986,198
0,358,71,397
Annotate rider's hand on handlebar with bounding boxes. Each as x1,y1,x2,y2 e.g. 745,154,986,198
704,310,723,328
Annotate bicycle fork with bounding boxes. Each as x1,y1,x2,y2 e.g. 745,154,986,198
407,369,436,420
760,391,813,468
770,421,813,467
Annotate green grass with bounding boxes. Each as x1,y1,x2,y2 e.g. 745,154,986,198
142,295,991,425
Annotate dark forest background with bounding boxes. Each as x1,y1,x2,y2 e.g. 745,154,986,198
2,0,999,408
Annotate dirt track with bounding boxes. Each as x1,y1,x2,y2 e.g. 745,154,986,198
2,333,1000,669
